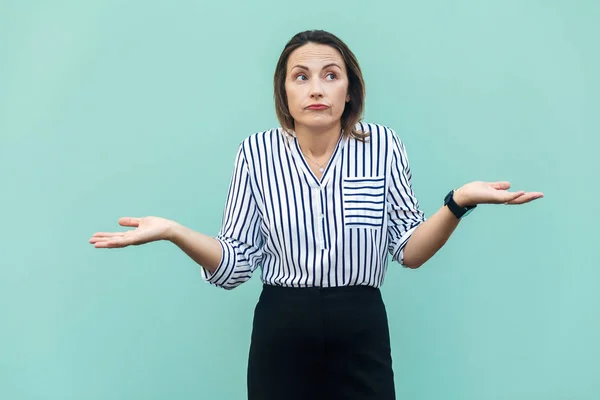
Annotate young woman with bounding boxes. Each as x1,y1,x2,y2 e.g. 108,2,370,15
89,30,543,400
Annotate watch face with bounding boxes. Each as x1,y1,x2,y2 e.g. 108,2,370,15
444,191,453,205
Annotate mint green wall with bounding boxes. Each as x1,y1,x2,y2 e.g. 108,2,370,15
1,1,598,399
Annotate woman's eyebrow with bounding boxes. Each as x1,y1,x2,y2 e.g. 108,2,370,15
290,63,342,71
322,63,342,70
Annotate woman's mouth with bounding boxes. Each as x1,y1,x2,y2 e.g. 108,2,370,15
306,104,329,110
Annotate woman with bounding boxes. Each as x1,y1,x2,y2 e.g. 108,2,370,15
89,30,543,399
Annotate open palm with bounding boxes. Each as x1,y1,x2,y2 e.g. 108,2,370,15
458,181,544,206
89,216,172,248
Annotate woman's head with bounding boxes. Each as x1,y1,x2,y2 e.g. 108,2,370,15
274,30,368,140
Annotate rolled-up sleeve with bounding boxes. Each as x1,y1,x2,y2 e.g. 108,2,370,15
387,130,426,266
201,143,264,289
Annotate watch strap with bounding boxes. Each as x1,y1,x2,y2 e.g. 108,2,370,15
444,190,476,219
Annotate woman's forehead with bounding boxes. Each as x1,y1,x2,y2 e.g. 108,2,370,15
288,43,344,69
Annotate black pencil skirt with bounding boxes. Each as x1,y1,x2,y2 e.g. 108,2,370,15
247,284,396,400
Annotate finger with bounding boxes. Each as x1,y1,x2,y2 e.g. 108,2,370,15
118,217,140,227
90,232,126,238
94,237,133,248
89,237,124,245
93,239,115,248
506,192,544,205
507,193,540,204
95,241,126,248
89,233,124,244
90,236,114,245
499,190,525,203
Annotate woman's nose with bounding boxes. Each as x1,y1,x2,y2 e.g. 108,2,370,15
309,81,324,98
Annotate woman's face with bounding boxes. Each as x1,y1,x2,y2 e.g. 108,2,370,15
285,43,350,133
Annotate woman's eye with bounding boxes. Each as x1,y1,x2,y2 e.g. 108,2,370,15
296,74,307,81
326,73,336,80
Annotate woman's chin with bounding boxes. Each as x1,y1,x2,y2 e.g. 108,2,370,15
295,117,340,132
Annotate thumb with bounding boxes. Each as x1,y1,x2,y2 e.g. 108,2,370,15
487,181,511,190
118,217,141,227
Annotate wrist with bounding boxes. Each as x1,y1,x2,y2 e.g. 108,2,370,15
164,220,182,243
454,187,474,208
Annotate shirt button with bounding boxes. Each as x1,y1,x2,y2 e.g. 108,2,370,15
319,213,324,218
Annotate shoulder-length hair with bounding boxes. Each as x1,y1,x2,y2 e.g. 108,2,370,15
273,30,369,141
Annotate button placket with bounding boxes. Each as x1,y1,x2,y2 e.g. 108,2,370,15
316,185,326,250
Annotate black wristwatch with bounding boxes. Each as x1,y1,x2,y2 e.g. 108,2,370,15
444,189,476,219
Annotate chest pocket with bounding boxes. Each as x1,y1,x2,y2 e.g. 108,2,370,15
343,175,386,229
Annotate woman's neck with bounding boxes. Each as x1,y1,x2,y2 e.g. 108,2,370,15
294,123,342,159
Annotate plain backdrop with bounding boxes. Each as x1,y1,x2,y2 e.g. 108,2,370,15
1,0,598,399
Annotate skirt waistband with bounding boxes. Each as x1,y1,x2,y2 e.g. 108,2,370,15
259,283,382,303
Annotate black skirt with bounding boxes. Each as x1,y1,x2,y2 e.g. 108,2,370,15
247,284,396,400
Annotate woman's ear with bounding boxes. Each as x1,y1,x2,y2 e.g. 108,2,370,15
346,94,351,102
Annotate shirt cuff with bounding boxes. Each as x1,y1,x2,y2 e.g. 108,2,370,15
200,238,236,287
393,219,425,267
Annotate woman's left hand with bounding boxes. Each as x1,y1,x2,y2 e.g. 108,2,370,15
454,181,544,207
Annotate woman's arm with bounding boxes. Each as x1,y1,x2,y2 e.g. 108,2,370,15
90,142,264,290
402,181,544,269
90,216,223,272
401,204,460,269
167,222,222,273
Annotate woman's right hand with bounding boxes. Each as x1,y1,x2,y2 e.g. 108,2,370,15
89,216,175,248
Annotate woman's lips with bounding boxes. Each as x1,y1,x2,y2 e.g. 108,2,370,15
306,104,329,110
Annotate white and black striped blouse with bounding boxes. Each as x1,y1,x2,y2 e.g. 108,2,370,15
201,122,426,289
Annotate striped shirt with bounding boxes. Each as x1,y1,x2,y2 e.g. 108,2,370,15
201,122,426,290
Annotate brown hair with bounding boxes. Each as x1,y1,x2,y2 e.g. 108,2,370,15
273,30,369,141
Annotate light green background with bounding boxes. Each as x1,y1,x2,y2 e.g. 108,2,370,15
1,1,598,399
